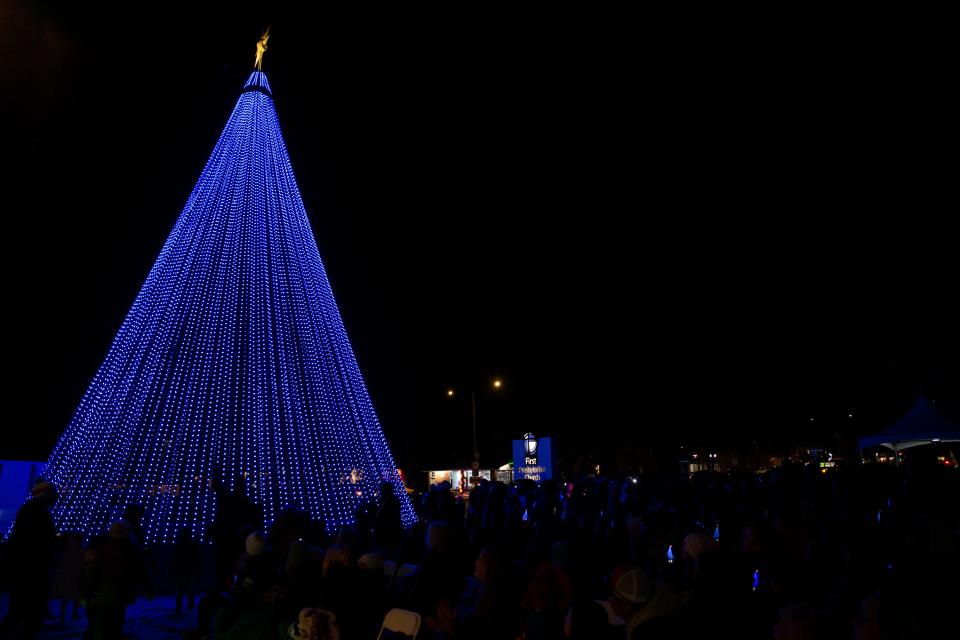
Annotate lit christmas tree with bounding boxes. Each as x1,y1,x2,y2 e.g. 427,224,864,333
34,47,415,542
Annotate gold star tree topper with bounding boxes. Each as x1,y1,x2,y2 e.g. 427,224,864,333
255,27,270,70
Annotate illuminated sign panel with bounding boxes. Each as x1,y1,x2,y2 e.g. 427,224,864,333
513,433,554,482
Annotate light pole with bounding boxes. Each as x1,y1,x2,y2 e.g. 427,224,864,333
471,390,478,466
448,378,502,472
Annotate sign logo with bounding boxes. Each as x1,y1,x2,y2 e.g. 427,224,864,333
524,432,538,457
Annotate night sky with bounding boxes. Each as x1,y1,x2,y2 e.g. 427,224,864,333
4,4,956,468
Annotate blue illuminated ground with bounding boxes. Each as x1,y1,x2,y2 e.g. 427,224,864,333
0,594,196,640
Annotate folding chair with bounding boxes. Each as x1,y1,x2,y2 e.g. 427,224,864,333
377,608,421,639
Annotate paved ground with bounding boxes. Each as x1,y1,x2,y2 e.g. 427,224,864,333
1,594,197,640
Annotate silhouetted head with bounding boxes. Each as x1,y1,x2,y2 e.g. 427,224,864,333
245,532,265,557
31,481,58,507
108,521,131,541
123,503,145,524
380,481,395,498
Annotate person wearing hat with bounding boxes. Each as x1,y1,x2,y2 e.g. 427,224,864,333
232,532,275,600
608,566,680,639
0,480,59,639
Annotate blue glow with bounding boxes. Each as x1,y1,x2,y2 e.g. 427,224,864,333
27,71,415,542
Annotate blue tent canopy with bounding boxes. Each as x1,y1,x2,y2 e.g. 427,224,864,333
858,396,960,451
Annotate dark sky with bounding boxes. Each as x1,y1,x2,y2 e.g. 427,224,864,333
3,3,956,468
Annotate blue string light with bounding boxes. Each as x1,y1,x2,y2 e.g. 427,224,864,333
30,71,415,542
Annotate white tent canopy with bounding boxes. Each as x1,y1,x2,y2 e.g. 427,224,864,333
858,396,960,452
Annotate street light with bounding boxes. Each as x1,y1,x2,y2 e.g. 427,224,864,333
446,378,503,471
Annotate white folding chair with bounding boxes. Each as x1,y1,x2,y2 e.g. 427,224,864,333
377,608,421,639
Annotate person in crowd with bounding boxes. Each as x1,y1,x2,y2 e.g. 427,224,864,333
773,603,828,640
213,531,280,638
851,592,881,640
0,480,59,640
426,544,517,639
120,503,157,603
79,535,105,640
172,526,200,613
86,521,145,640
4,457,953,640
49,531,84,626
520,560,572,640
375,481,403,551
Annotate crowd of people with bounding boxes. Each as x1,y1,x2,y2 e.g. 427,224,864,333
1,456,957,639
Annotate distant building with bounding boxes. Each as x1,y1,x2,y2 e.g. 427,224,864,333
424,463,513,492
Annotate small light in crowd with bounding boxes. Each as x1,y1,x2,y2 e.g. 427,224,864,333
848,413,853,418
667,544,674,564
447,389,455,397
492,379,502,389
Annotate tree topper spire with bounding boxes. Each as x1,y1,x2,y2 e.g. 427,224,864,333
255,27,270,71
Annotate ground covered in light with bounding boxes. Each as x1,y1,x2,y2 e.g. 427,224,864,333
0,593,196,640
